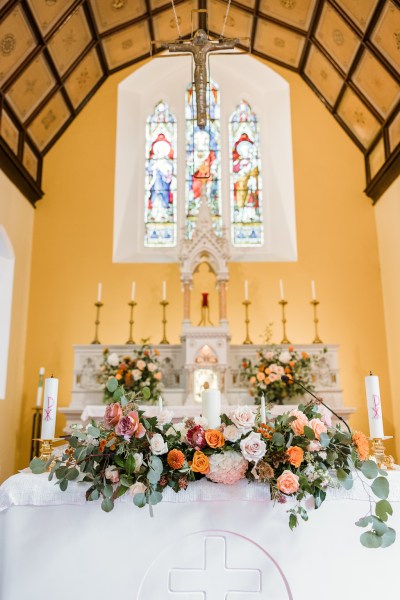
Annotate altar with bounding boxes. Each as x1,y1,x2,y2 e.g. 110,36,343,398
1,472,399,600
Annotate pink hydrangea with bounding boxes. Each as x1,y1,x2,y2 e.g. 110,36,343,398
206,451,248,484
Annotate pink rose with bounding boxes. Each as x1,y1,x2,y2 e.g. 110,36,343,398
308,440,322,452
289,409,308,436
240,432,266,463
229,406,255,433
320,409,332,427
115,411,145,440
268,373,279,382
104,403,122,429
105,467,119,483
147,363,156,372
276,470,299,495
309,418,327,440
137,360,146,370
265,352,274,360
186,425,206,450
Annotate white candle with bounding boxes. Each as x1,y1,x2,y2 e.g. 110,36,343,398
162,281,167,301
365,373,384,438
244,280,249,301
279,279,285,300
97,282,102,302
311,280,316,300
158,396,163,413
202,388,221,429
40,377,59,440
131,281,136,302
260,394,266,424
35,367,45,408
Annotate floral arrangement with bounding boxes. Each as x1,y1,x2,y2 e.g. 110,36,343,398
30,379,395,549
241,346,317,405
100,344,162,405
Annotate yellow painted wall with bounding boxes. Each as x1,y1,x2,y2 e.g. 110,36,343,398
374,176,400,460
13,56,395,473
0,170,34,481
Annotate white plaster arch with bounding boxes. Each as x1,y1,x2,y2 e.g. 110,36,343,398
0,225,15,399
113,52,297,263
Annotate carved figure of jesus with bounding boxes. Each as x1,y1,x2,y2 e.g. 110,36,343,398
162,29,238,129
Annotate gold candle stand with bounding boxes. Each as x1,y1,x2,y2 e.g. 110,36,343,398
160,300,170,344
126,300,137,344
279,299,291,344
369,436,395,470
91,301,103,344
242,300,253,345
33,438,63,469
310,299,323,344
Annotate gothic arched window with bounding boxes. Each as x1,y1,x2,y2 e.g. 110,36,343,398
185,80,222,239
229,100,263,247
144,101,177,247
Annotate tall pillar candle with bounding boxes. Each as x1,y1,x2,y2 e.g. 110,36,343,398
36,367,45,408
260,394,266,424
202,388,221,429
41,377,59,440
365,373,384,438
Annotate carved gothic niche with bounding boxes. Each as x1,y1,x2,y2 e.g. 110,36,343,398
195,344,218,365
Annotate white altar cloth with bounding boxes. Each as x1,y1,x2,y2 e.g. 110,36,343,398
1,472,400,600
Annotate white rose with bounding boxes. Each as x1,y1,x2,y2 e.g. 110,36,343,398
150,433,168,455
129,481,147,497
104,467,119,483
107,352,120,367
194,415,208,428
147,363,156,372
223,424,242,442
132,369,142,381
278,351,291,364
240,431,267,463
156,408,174,428
229,406,256,433
134,452,143,472
265,351,274,360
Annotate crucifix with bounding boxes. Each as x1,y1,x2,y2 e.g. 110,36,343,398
161,29,239,129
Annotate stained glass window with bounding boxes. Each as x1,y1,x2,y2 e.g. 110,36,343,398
185,80,222,239
144,101,177,247
229,100,263,246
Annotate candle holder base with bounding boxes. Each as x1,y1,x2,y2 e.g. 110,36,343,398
369,436,395,470
33,438,64,470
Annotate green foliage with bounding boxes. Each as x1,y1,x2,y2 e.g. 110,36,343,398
371,476,389,499
107,377,118,393
303,426,315,441
360,460,379,479
29,457,49,474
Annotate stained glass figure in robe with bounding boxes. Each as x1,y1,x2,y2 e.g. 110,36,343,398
144,101,177,247
185,81,221,239
229,100,263,246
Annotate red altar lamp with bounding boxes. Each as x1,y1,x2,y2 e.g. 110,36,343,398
198,292,213,326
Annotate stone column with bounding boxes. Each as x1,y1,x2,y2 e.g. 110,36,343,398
218,281,227,322
183,281,191,322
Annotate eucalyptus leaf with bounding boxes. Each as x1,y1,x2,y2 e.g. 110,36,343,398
272,432,285,447
381,527,396,548
29,457,48,474
65,467,79,481
121,395,128,407
55,466,69,480
371,516,388,536
375,499,393,522
68,436,78,449
87,425,100,438
107,377,118,393
371,476,389,500
74,446,87,461
360,531,382,548
355,516,372,528
289,513,298,530
125,455,136,475
59,479,68,492
133,492,147,508
103,484,113,498
149,455,163,475
90,489,100,501
101,498,114,512
142,386,151,400
303,426,315,441
113,387,123,400
149,490,163,505
360,460,379,480
319,432,330,448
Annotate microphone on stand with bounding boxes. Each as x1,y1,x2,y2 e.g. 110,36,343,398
281,375,351,435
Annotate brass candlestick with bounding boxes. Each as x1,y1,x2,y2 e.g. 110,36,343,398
91,301,103,344
30,408,42,461
33,438,64,470
126,300,137,344
160,300,169,344
242,300,253,344
310,299,323,344
279,299,291,344
369,436,395,470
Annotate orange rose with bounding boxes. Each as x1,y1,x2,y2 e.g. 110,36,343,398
289,361,295,367
205,430,225,449
286,446,304,468
301,352,309,359
167,449,185,470
289,346,294,352
256,372,265,381
190,451,210,474
352,431,369,461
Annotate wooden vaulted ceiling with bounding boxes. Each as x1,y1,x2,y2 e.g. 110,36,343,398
0,0,399,205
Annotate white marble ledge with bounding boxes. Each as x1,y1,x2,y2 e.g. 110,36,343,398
1,470,400,513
